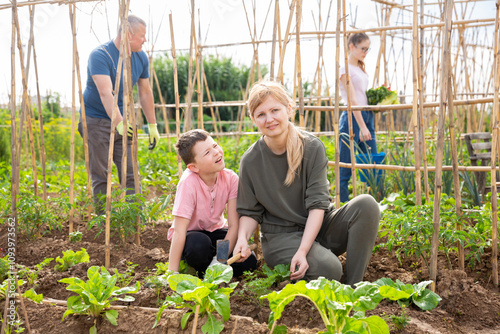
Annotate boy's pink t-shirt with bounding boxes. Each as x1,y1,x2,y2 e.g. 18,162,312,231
167,168,239,241
339,65,369,106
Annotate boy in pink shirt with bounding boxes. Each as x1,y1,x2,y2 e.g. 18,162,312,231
167,129,257,277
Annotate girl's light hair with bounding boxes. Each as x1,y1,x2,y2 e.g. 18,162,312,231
248,81,304,186
347,32,370,73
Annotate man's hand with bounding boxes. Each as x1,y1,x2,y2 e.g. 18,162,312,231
116,121,133,138
148,123,160,150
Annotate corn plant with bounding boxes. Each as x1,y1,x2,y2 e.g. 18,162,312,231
154,263,237,334
59,266,140,334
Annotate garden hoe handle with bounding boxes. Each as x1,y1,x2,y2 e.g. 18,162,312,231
227,244,257,265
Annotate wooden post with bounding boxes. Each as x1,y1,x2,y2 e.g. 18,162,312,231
411,0,422,205
169,12,184,177
490,0,500,287
276,0,297,83
296,0,304,122
196,11,203,130
342,0,357,200
334,0,341,208
430,0,453,291
69,4,77,234
10,0,18,235
152,68,171,151
270,0,279,80
104,0,129,268
184,0,196,132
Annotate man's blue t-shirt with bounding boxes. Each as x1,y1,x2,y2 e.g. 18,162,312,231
83,40,149,119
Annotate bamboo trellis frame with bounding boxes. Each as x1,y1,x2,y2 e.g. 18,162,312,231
5,0,500,287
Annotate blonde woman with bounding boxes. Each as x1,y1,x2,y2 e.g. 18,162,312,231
233,81,380,286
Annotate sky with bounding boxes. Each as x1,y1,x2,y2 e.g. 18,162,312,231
0,0,496,107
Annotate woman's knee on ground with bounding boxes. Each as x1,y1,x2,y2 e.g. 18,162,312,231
350,194,380,228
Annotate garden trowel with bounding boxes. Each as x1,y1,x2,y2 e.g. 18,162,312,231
216,240,257,265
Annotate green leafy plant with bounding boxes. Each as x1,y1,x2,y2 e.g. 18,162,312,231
144,274,169,305
54,248,89,272
374,278,441,310
0,255,10,283
88,191,146,243
16,194,62,239
69,231,83,243
59,266,140,334
113,262,138,288
386,305,410,331
154,263,237,334
366,84,400,107
0,279,43,303
17,258,53,286
239,264,291,304
262,277,440,334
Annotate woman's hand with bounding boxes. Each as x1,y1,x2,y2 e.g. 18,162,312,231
290,250,309,280
232,239,251,263
359,127,372,142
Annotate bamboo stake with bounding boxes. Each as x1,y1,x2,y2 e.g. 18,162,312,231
447,73,464,271
32,32,47,201
342,0,357,199
191,304,200,334
15,279,32,334
314,1,322,133
104,0,129,268
0,279,10,334
169,12,183,177
10,1,18,224
412,0,422,205
270,0,279,80
72,14,93,217
69,4,77,234
196,10,203,130
334,0,341,208
490,0,500,287
277,0,297,83
417,0,430,203
24,3,38,199
202,71,220,135
152,68,171,151
430,0,453,292
184,0,196,132
296,0,304,122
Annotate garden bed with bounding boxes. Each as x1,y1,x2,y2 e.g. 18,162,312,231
3,218,500,334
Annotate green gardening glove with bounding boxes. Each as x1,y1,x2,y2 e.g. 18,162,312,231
148,123,160,150
116,121,133,138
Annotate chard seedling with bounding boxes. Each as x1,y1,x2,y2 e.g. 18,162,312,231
154,263,237,334
17,257,53,286
59,266,140,334
54,248,89,272
262,277,441,334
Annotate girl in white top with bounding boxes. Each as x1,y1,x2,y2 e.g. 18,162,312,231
338,33,378,203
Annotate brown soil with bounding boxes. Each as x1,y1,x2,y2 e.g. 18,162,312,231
3,218,500,334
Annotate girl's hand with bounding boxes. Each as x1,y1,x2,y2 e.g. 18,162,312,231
359,127,372,142
290,251,309,280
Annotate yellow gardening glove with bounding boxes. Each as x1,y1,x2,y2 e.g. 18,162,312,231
116,121,133,138
148,123,160,150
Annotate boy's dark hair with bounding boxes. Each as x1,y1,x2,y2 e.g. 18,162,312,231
175,129,210,165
